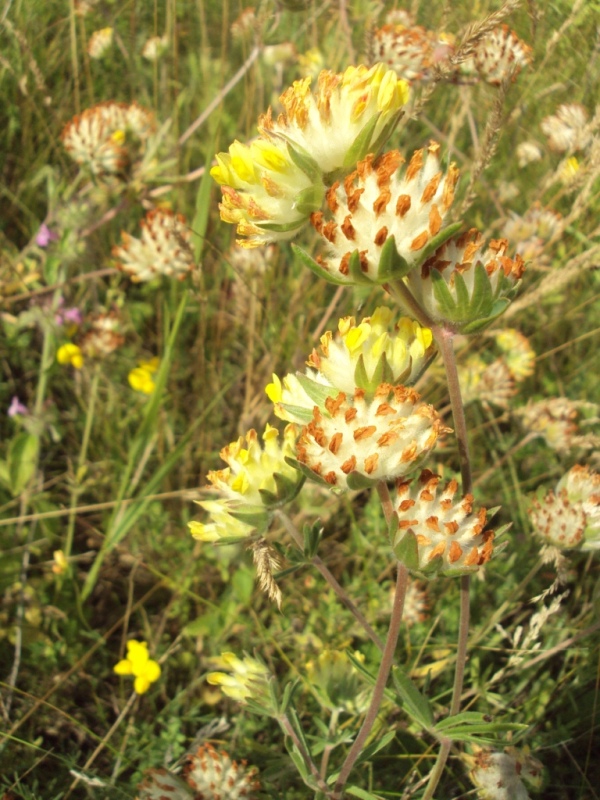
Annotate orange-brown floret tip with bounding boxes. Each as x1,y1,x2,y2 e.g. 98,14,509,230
295,384,448,491
394,469,496,576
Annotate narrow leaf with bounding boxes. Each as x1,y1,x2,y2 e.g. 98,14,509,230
391,665,435,728
292,244,349,285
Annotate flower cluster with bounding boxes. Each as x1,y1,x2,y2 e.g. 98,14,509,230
541,103,591,153
516,397,599,453
129,357,159,394
61,101,155,177
206,652,274,711
528,465,600,550
372,14,531,87
391,469,496,577
305,650,370,714
113,208,195,282
306,306,435,396
309,144,459,285
87,27,113,59
211,64,409,248
188,424,302,543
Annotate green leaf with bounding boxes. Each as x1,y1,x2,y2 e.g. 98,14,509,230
430,268,458,316
348,249,374,285
346,471,377,490
295,182,326,216
277,403,315,423
283,137,323,183
376,234,412,282
292,244,349,285
228,505,271,530
414,221,463,266
258,218,309,234
279,679,301,715
391,665,435,728
471,262,493,318
367,107,405,160
8,433,39,496
346,785,386,800
392,529,420,571
342,113,379,169
296,372,338,409
191,143,215,262
259,472,305,508
452,270,471,317
284,456,330,487
303,521,323,558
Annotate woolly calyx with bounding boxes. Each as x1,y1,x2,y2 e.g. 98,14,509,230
293,384,449,493
211,137,322,248
405,228,525,333
188,424,303,543
307,306,435,397
391,469,496,577
113,209,195,282
258,63,409,181
305,144,460,286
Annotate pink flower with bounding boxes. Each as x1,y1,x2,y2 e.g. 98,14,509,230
35,223,58,248
8,397,28,417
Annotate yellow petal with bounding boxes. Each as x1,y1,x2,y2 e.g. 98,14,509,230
114,659,133,676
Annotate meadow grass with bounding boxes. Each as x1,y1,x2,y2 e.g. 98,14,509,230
0,1,599,798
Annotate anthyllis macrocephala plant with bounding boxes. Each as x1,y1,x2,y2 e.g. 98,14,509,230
182,52,552,800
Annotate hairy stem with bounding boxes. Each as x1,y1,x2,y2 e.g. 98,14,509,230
333,562,408,798
279,712,333,797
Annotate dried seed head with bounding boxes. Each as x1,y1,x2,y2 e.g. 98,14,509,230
473,25,532,85
113,208,195,282
185,743,260,800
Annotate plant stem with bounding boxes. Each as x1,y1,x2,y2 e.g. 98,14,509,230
434,327,472,493
279,712,333,796
276,511,384,652
64,365,100,565
332,562,408,799
421,326,473,800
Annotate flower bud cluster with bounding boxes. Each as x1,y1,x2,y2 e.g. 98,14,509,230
189,424,302,543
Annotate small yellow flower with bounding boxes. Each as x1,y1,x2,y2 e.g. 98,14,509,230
52,550,68,575
113,640,161,694
57,343,84,369
128,358,159,394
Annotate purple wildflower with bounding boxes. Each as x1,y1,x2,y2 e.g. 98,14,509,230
36,223,59,248
8,397,29,417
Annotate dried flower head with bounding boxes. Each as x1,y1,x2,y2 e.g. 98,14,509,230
231,7,257,40
517,397,599,453
502,204,563,266
294,384,448,492
308,144,459,285
142,34,169,61
529,465,600,550
258,63,409,178
373,23,438,82
392,469,496,577
113,209,195,282
137,768,193,800
211,137,318,248
493,328,535,381
185,743,260,800
473,25,532,85
306,307,435,396
465,746,543,800
79,310,125,358
541,103,590,152
516,141,543,168
459,355,515,408
396,579,429,626
406,228,524,333
61,101,155,177
87,27,113,59
189,424,301,542
306,650,370,714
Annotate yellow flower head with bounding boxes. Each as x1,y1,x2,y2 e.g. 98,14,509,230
206,652,274,711
128,357,159,394
57,343,84,369
113,639,161,694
